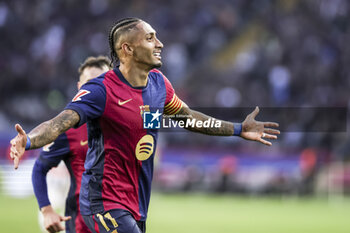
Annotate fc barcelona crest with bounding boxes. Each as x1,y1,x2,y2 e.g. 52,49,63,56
139,105,150,117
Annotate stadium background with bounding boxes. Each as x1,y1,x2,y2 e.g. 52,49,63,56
0,0,349,232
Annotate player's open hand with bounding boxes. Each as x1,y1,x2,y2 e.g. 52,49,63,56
41,205,72,233
240,107,280,146
10,124,27,169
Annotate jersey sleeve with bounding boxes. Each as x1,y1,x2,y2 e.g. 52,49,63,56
32,133,70,209
65,78,107,127
163,76,183,115
32,160,51,208
38,133,70,167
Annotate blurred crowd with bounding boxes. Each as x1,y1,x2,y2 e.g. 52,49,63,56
0,0,350,159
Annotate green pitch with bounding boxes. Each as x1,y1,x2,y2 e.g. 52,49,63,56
0,193,349,233
148,193,350,233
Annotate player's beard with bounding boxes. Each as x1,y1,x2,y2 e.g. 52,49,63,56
151,61,162,69
134,50,162,70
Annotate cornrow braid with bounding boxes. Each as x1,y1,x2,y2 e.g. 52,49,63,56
108,17,142,66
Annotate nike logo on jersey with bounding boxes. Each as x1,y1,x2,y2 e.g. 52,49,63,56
118,99,132,105
80,140,88,146
43,142,54,152
72,90,91,102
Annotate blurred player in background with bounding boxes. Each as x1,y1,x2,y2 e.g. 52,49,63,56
38,161,70,233
11,18,279,233
32,56,112,233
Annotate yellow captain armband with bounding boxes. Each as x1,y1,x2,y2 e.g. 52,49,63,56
164,94,183,115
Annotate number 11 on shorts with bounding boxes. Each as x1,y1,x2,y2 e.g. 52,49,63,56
96,212,119,232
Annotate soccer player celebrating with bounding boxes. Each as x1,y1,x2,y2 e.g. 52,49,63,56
32,56,112,233
10,18,279,233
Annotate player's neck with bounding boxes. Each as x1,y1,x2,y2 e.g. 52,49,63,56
119,63,148,87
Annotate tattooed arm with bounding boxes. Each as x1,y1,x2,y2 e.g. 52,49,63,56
176,105,234,136
174,105,280,146
10,109,80,169
28,110,79,149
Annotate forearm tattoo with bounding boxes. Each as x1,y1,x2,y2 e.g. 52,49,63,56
28,110,80,149
175,107,234,136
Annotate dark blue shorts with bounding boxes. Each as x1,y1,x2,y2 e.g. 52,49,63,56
82,209,146,233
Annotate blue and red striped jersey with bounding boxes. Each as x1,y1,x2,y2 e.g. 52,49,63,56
65,67,182,221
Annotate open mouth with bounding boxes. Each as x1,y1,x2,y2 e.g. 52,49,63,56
153,52,162,59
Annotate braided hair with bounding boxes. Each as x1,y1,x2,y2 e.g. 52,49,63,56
108,17,142,66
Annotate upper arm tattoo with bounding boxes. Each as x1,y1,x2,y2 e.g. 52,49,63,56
28,110,80,149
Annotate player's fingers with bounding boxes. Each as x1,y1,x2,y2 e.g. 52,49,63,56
263,122,279,128
60,216,72,222
57,223,65,231
15,124,26,136
258,138,272,146
47,222,64,233
261,133,277,140
51,226,58,233
51,223,62,233
264,128,280,135
47,226,56,233
249,106,260,118
10,146,16,153
14,156,19,170
10,147,18,159
10,146,19,157
10,151,15,159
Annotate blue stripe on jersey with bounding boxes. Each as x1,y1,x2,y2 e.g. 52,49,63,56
138,71,167,220
79,118,105,215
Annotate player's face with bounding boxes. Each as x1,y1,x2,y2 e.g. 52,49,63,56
131,22,163,69
78,65,109,89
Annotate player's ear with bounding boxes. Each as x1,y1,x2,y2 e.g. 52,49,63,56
77,82,81,90
121,43,133,56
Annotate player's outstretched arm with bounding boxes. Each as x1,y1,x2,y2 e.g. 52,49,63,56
10,109,80,169
175,102,234,136
176,105,279,146
41,205,71,233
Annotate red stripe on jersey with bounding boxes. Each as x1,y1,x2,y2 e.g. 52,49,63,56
165,95,177,109
166,93,177,106
92,215,100,233
162,75,175,106
150,69,161,74
99,71,145,220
